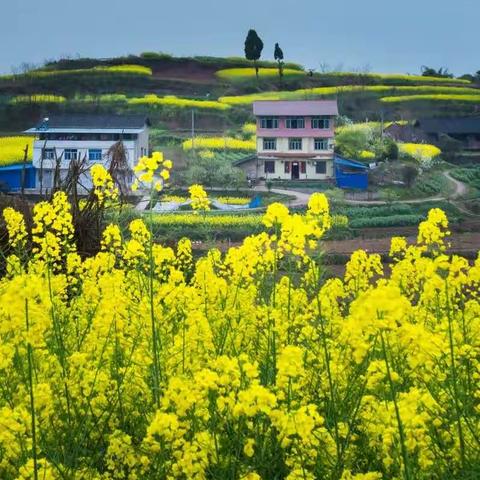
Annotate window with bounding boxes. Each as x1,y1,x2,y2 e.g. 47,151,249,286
315,161,327,174
64,149,78,161
311,116,330,129
43,148,55,160
263,138,277,150
260,117,279,129
264,160,275,174
89,149,102,161
286,117,305,129
284,162,290,174
289,138,302,150
314,138,329,150
300,161,306,174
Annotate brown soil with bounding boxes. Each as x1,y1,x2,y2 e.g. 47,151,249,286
323,232,480,256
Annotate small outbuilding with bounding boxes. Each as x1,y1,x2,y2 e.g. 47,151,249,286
334,156,369,189
0,163,36,192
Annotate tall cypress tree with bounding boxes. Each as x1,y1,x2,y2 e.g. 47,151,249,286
244,29,264,80
274,42,284,79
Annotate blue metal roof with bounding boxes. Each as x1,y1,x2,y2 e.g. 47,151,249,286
334,155,369,170
0,163,35,172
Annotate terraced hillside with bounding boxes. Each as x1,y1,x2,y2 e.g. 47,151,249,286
1,52,480,133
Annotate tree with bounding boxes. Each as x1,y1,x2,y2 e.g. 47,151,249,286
421,65,453,78
274,42,284,79
402,165,418,188
244,29,264,80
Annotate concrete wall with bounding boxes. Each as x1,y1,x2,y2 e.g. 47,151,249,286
238,158,334,181
32,130,148,190
257,137,334,155
256,116,335,139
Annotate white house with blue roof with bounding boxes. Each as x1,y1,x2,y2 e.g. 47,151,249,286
24,114,149,191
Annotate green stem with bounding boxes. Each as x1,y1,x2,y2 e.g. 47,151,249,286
380,331,410,480
445,284,466,469
25,299,39,480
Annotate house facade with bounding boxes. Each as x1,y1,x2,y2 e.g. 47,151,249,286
24,114,149,191
236,100,338,181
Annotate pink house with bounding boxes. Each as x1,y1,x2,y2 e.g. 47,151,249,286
235,100,339,181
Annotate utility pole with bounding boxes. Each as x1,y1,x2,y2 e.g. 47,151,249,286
191,109,195,154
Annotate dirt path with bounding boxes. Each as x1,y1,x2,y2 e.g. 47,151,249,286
443,171,467,198
255,170,469,208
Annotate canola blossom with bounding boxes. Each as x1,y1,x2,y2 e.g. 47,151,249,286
0,136,34,166
132,152,173,192
216,67,305,80
9,94,67,104
380,94,480,103
398,143,442,166
0,191,479,480
160,195,251,205
182,137,256,151
128,95,230,110
218,85,479,106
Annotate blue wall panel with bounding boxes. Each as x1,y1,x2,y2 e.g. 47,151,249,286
0,164,36,192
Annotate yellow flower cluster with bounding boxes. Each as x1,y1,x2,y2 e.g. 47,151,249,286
128,94,230,110
242,123,257,135
398,143,441,165
160,195,251,205
360,150,375,159
381,94,480,103
23,64,152,78
182,137,256,151
216,67,305,80
152,212,262,228
0,136,34,166
132,152,173,192
188,184,210,212
90,164,118,204
9,94,66,104
3,207,27,249
218,85,479,106
0,191,479,480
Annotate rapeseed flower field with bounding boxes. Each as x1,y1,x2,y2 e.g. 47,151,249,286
0,173,479,479
182,137,256,151
0,136,34,166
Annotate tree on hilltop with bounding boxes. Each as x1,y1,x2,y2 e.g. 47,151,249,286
244,29,264,80
274,42,284,79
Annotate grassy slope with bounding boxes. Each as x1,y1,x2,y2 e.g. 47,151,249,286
1,53,479,134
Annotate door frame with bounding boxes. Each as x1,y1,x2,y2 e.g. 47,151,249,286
291,162,300,179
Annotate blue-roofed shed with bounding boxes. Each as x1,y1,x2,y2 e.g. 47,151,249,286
334,155,369,190
0,163,36,192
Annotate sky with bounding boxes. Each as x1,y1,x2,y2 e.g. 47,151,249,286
1,0,478,75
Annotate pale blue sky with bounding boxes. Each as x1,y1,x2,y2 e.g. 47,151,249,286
1,0,477,75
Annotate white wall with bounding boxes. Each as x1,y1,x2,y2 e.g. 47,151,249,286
257,137,334,155
246,158,334,181
32,128,149,190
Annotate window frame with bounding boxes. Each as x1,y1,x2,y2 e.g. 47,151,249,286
64,149,78,161
288,137,303,151
42,148,55,160
311,116,330,129
315,161,327,174
285,116,305,129
88,149,103,161
262,137,277,150
260,116,279,129
314,138,329,151
264,160,275,174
